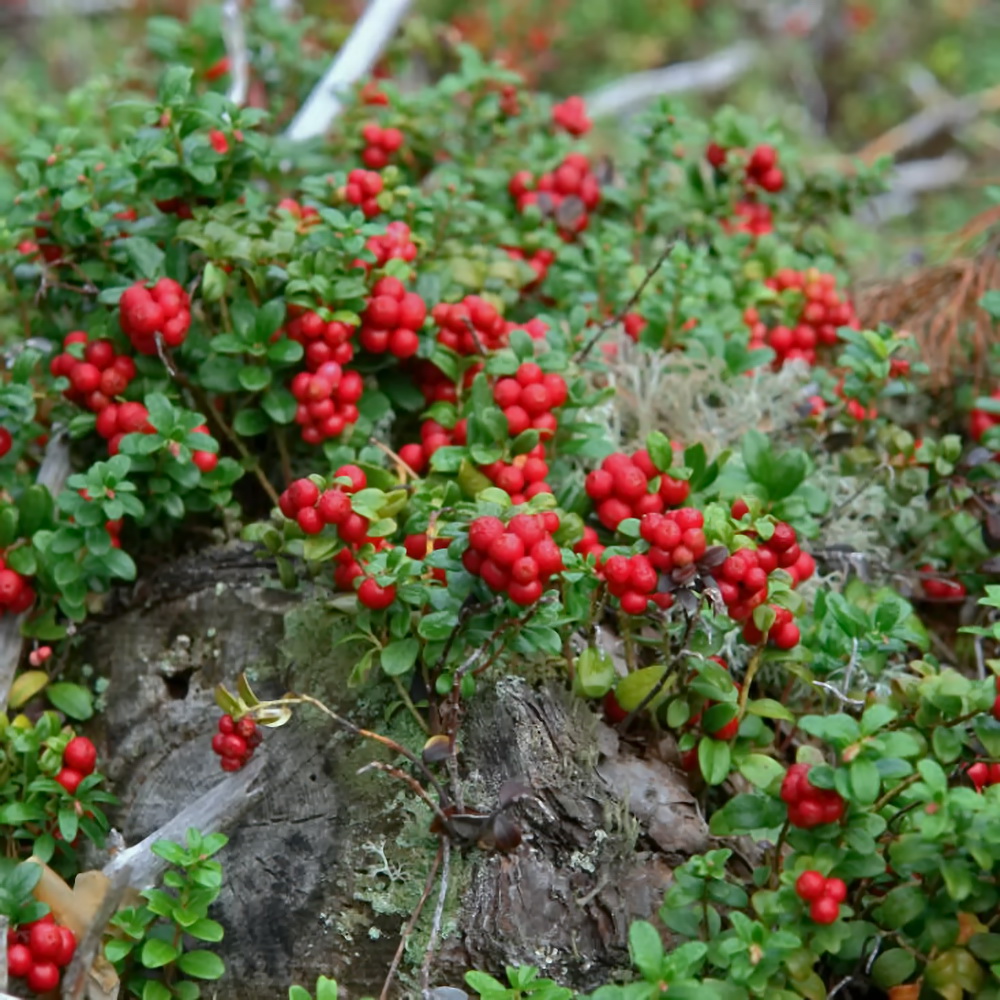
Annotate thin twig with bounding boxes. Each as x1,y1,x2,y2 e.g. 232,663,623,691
576,244,674,362
283,0,415,143
381,842,442,1000
358,761,453,830
222,0,250,107
419,838,451,996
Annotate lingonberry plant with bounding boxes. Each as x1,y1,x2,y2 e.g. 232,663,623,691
3,6,1000,997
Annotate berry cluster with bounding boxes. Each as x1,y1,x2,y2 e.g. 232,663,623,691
575,525,606,563
967,759,1000,792
398,418,468,474
7,915,77,994
746,268,859,368
551,95,592,136
360,222,417,269
509,153,602,237
479,447,553,504
599,551,673,615
283,306,356,370
411,359,478,405
360,123,404,170
277,198,321,232
0,558,36,618
360,277,427,358
118,278,191,355
55,735,97,795
95,400,154,456
279,466,368,534
584,449,690,531
290,363,365,444
743,144,785,193
344,168,384,218
462,512,564,606
795,870,848,925
433,296,507,354
49,331,137,413
504,246,555,290
780,762,845,829
919,564,967,601
706,142,784,193
725,200,773,237
211,714,262,772
492,363,568,439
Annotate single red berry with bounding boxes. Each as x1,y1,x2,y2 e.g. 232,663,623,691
0,427,12,457
53,925,76,967
8,942,31,978
469,516,506,553
55,768,84,795
287,478,320,511
334,464,367,493
63,736,97,776
809,897,840,924
27,961,60,993
795,870,827,902
358,578,396,610
602,690,629,724
824,878,848,903
28,922,63,961
235,717,257,740
710,716,740,741
218,714,236,734
968,761,990,791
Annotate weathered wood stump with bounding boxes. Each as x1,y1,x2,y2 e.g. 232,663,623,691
88,544,709,997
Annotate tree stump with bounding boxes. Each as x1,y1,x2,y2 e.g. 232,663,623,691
89,544,709,997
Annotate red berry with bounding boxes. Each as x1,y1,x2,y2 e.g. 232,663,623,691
53,925,76,967
771,622,800,650
602,690,628,724
489,533,525,567
334,464,367,493
508,579,543,606
8,942,31,978
63,736,97,776
795,870,827,902
809,897,840,924
287,478,319,511
824,878,848,904
218,714,236,734
27,961,60,993
55,768,84,795
28,922,63,961
469,516,505,553
0,428,11,457
710,716,740,741
219,734,248,759
358,578,396,610
585,469,614,501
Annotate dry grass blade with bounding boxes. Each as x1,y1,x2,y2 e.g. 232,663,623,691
856,220,1000,390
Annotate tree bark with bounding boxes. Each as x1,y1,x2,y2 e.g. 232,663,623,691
88,544,709,997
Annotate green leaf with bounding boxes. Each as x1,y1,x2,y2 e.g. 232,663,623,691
46,682,93,720
628,920,664,980
120,237,165,280
288,989,312,1000
738,754,785,789
573,648,615,699
969,933,1000,963
465,971,507,995
233,408,270,436
17,485,54,537
103,546,138,581
142,981,172,1000
646,431,673,472
262,388,298,424
708,793,786,834
745,698,794,722
256,299,287,340
870,949,916,989
238,366,272,392
187,917,225,943
698,738,732,787
145,392,176,434
177,950,225,980
315,976,338,1000
848,757,881,805
380,638,419,676
742,430,773,487
614,666,667,712
876,884,927,929
141,937,180,969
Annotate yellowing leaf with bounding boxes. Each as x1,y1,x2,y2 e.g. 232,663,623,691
9,670,50,709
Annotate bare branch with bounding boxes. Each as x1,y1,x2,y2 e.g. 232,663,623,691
583,42,760,119
101,754,265,888
222,0,250,107
283,0,415,143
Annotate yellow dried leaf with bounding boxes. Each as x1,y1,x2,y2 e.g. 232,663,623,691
9,670,50,709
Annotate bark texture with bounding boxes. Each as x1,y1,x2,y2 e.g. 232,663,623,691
88,544,710,998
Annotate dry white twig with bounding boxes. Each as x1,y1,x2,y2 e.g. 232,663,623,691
222,0,250,107
583,42,760,119
283,0,415,142
101,753,265,888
